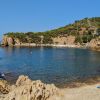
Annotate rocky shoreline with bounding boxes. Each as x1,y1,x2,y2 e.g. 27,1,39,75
0,75,59,100
14,44,82,48
1,35,100,51
0,75,100,100
1,35,81,48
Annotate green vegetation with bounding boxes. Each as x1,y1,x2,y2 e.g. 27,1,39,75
4,17,100,44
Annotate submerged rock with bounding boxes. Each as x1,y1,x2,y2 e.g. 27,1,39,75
1,75,59,100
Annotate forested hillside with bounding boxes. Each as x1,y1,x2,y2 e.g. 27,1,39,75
3,17,100,45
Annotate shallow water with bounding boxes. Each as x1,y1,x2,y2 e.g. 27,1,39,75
0,47,100,87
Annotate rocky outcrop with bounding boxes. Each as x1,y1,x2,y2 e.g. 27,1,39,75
2,36,15,46
87,38,100,48
0,80,10,94
1,36,8,46
0,75,59,100
86,37,100,51
53,36,75,45
14,38,21,46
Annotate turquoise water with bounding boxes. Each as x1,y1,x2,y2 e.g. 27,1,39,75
0,47,100,86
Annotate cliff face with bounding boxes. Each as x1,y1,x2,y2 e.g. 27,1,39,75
87,36,100,50
2,36,15,46
1,36,22,46
1,35,100,51
88,39,99,47
1,35,76,46
52,35,75,45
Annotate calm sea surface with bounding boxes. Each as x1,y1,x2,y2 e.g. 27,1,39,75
0,47,100,87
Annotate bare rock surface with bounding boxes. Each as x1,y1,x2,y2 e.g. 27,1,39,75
53,36,75,45
0,75,100,100
1,36,14,46
0,80,10,94
0,75,59,100
86,37,100,51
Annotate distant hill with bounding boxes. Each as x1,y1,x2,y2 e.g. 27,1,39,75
2,17,100,46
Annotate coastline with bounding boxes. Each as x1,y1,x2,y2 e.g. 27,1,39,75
3,43,99,52
3,72,100,88
1,43,99,52
10,43,84,48
0,75,100,100
61,76,100,88
0,43,100,100
59,83,100,100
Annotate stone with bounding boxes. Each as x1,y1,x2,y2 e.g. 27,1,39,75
0,80,10,94
1,75,59,100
